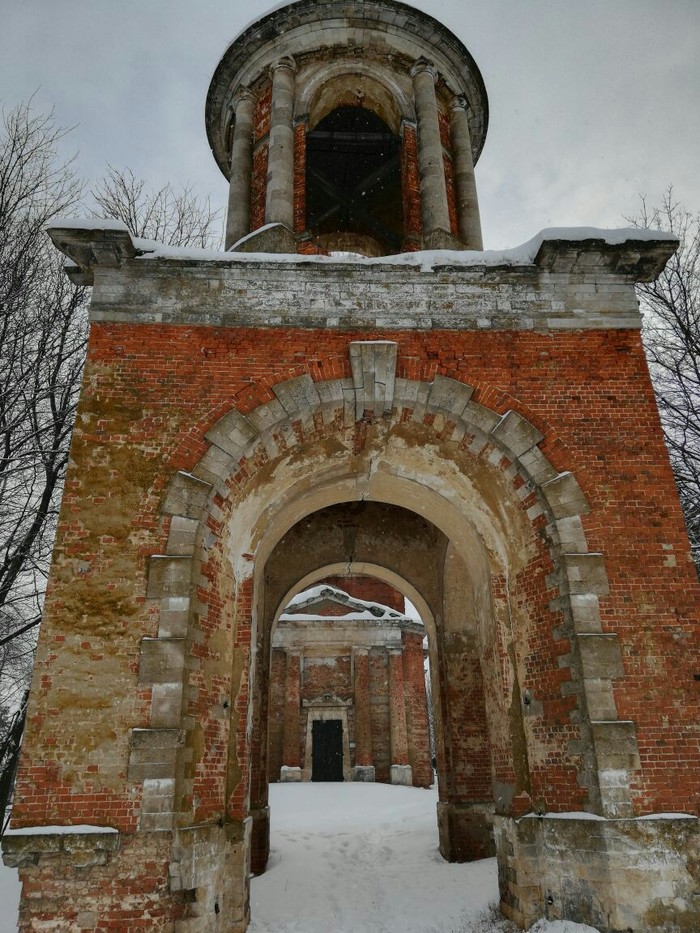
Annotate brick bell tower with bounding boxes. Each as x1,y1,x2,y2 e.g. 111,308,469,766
4,1,699,932
207,0,486,256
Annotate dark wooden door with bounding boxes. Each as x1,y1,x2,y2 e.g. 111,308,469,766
311,719,343,781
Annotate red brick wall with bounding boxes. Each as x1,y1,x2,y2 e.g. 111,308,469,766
13,321,700,831
293,121,306,234
402,631,432,788
250,85,272,231
369,650,391,782
400,124,422,250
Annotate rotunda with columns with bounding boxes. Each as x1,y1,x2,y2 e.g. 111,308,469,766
206,0,487,254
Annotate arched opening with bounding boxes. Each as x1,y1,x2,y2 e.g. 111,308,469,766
267,571,433,788
305,106,403,255
152,374,614,928
247,496,509,878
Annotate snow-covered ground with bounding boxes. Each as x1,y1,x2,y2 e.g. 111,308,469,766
250,782,597,933
0,782,599,932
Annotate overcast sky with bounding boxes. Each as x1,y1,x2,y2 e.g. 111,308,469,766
2,0,698,248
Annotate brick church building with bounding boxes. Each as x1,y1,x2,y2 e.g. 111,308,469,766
3,1,698,931
268,577,432,787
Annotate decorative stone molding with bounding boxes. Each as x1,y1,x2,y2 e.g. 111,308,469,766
349,340,398,420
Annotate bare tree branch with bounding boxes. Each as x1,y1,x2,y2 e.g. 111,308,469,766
90,165,222,249
628,188,700,570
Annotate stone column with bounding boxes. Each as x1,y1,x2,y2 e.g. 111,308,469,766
410,58,452,248
280,650,302,781
225,88,256,250
388,648,412,785
353,648,374,781
265,57,296,232
449,96,483,250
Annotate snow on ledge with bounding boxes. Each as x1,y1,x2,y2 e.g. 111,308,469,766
5,824,119,835
518,811,698,823
44,218,678,275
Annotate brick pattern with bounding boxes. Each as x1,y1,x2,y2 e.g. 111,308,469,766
9,296,699,931
443,153,459,238
400,123,422,250
293,121,307,234
14,325,699,832
250,143,269,232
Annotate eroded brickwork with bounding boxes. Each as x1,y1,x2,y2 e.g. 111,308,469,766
6,235,698,932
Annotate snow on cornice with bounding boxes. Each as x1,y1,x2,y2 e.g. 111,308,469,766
45,218,679,285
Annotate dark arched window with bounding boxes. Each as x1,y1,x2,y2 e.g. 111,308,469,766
306,106,403,255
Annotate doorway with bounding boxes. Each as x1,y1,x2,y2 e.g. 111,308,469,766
312,719,344,782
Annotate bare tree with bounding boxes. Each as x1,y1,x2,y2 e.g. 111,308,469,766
0,103,224,826
631,189,700,569
90,165,221,248
0,101,88,712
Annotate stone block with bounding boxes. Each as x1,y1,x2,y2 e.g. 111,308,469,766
591,720,641,771
139,637,186,685
552,516,589,554
562,553,609,596
162,472,212,519
205,409,257,458
390,763,412,786
569,593,602,634
349,340,398,419
151,682,184,727
166,516,199,556
147,556,192,599
581,679,618,721
576,634,624,680
426,374,474,417
191,443,233,486
246,398,286,433
491,410,543,457
517,446,559,486
541,471,590,519
159,596,190,638
463,401,500,435
273,374,322,416
128,728,182,782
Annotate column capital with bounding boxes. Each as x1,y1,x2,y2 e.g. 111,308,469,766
411,57,438,82
233,86,257,109
353,646,370,657
269,55,297,78
450,95,470,115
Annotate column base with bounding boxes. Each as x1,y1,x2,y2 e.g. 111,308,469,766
422,228,465,251
390,764,413,786
280,765,302,782
437,800,495,861
231,222,297,254
353,765,376,782
495,813,700,932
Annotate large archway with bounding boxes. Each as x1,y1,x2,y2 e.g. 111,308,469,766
141,365,622,926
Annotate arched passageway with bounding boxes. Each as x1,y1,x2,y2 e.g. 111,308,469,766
139,366,625,927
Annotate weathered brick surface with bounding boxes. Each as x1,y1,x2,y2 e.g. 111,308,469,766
7,244,699,931
400,123,422,250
